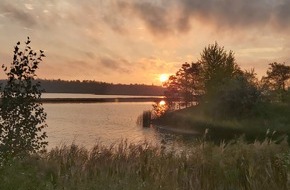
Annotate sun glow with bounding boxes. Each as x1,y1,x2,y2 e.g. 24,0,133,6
159,100,166,106
159,74,169,83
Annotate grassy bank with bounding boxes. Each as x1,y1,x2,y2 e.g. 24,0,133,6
1,140,290,190
153,102,290,142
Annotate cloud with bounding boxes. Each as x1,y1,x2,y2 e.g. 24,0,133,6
3,0,290,38
273,0,290,27
118,1,175,36
0,2,37,27
177,0,273,29
118,0,290,36
130,2,172,35
98,56,132,73
102,14,128,34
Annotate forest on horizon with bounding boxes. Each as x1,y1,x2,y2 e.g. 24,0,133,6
0,79,165,96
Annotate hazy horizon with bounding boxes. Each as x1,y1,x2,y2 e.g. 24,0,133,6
1,0,290,85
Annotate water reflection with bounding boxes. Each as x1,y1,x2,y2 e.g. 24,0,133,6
43,101,199,150
44,102,159,149
151,125,202,152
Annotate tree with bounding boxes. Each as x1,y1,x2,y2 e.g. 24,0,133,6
211,70,261,118
0,37,47,159
163,74,179,109
164,62,203,109
198,43,263,118
200,42,241,102
262,62,290,102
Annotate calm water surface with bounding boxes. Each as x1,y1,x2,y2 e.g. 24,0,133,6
44,102,161,149
43,94,193,150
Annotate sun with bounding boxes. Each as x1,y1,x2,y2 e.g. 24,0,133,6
159,74,169,83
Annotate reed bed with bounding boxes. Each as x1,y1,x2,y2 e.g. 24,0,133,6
1,139,290,190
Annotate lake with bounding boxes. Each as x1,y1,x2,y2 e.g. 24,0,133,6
43,93,186,149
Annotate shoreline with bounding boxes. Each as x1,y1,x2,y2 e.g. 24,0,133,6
151,105,290,143
39,97,164,103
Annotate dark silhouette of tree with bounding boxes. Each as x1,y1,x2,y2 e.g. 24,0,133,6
200,42,241,103
0,37,47,159
164,62,203,108
198,43,262,118
164,75,179,109
176,62,203,107
262,62,290,102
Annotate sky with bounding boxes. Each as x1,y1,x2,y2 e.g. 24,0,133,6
0,0,290,85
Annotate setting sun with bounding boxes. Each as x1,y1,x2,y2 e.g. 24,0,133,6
159,74,169,83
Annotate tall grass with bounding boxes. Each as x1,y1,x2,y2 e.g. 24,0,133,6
1,139,290,190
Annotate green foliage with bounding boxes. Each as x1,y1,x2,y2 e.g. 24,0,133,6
161,43,263,119
0,37,47,159
205,70,261,118
198,43,261,118
200,42,241,100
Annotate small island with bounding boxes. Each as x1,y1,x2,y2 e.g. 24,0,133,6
148,43,290,143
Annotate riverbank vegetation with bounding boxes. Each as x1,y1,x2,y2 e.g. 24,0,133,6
1,140,290,190
152,43,290,141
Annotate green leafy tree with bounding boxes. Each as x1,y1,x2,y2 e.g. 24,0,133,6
0,37,47,159
262,62,290,102
200,43,241,99
199,43,262,118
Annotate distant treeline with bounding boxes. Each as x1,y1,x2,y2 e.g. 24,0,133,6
0,79,165,96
